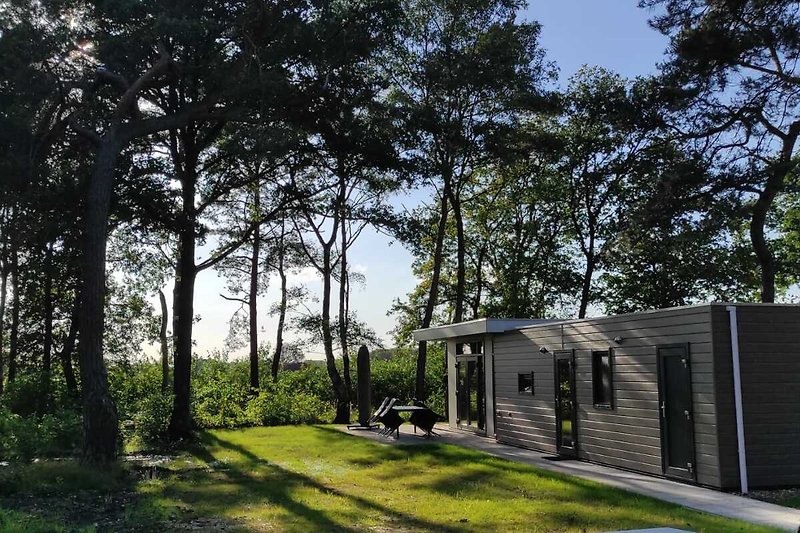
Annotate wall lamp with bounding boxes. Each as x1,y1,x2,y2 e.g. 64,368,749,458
613,336,624,344
538,346,549,354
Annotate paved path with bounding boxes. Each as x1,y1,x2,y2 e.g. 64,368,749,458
337,424,800,532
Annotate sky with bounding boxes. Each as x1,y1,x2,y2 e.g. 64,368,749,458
144,1,671,361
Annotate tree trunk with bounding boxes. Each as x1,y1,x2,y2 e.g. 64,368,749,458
8,242,19,385
168,163,197,441
322,247,349,423
578,236,596,319
158,289,170,392
416,183,449,401
338,206,352,399
249,188,260,390
750,132,798,303
448,186,466,323
472,247,485,320
41,242,54,411
578,257,595,319
59,294,79,395
78,138,121,465
271,227,287,382
0,237,7,395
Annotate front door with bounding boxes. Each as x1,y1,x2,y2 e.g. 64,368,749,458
657,344,696,481
455,356,485,432
554,350,577,457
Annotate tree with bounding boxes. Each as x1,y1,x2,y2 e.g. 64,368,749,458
391,0,551,398
265,221,306,381
218,166,297,390
61,0,316,444
287,0,402,422
468,161,580,319
644,0,800,301
553,68,667,317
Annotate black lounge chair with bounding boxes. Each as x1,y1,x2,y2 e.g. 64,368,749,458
367,397,391,426
378,398,404,438
409,400,442,437
348,397,389,430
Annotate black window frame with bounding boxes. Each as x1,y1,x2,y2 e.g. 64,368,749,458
517,372,534,395
591,349,614,409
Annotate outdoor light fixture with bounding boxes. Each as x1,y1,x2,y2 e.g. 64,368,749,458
613,336,624,344
538,346,549,354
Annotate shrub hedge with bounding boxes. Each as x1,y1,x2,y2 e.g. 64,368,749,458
0,345,445,459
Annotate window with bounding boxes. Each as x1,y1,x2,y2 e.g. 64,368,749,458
518,372,534,395
592,350,613,408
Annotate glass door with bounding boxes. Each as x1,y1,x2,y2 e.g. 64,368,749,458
554,350,577,456
455,355,485,432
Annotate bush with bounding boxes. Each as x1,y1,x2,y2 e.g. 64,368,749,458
192,357,250,428
367,345,446,415
245,383,335,426
109,361,175,446
133,391,174,446
277,365,336,403
1,374,79,419
0,405,81,462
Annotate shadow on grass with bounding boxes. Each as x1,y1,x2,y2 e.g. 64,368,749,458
315,426,726,533
170,430,466,533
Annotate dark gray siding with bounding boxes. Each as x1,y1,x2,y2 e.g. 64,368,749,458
714,305,800,488
494,325,561,453
493,305,723,487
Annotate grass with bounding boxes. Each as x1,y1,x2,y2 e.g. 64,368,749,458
0,425,786,532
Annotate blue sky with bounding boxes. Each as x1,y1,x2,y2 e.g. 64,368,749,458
527,1,668,82
147,1,671,361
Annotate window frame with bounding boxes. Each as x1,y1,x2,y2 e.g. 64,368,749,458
517,371,534,395
591,349,614,409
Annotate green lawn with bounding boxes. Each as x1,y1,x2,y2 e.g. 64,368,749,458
0,425,785,532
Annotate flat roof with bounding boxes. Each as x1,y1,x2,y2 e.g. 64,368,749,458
412,318,556,342
412,303,800,342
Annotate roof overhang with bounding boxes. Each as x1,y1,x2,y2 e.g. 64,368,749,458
412,318,554,342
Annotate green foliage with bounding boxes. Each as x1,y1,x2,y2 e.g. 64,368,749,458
1,374,77,419
0,405,82,462
245,387,334,426
109,361,172,446
0,374,82,462
132,391,174,448
274,365,336,403
191,359,337,428
191,358,252,428
367,346,446,415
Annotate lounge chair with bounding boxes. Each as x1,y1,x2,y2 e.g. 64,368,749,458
367,397,391,426
378,398,404,438
409,399,442,437
348,397,389,430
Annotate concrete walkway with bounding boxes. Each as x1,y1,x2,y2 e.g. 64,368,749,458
337,424,800,532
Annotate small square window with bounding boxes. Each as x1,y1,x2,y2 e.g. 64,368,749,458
592,349,613,408
518,372,534,395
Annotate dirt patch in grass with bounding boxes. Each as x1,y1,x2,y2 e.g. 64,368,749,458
1,488,139,532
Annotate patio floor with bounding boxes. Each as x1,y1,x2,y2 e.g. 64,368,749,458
338,423,800,532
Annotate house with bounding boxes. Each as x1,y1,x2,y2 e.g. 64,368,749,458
412,303,800,492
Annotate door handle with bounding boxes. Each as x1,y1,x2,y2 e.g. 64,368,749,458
660,401,665,418
684,410,691,420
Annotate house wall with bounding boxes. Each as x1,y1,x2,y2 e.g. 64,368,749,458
493,305,724,487
713,304,800,489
